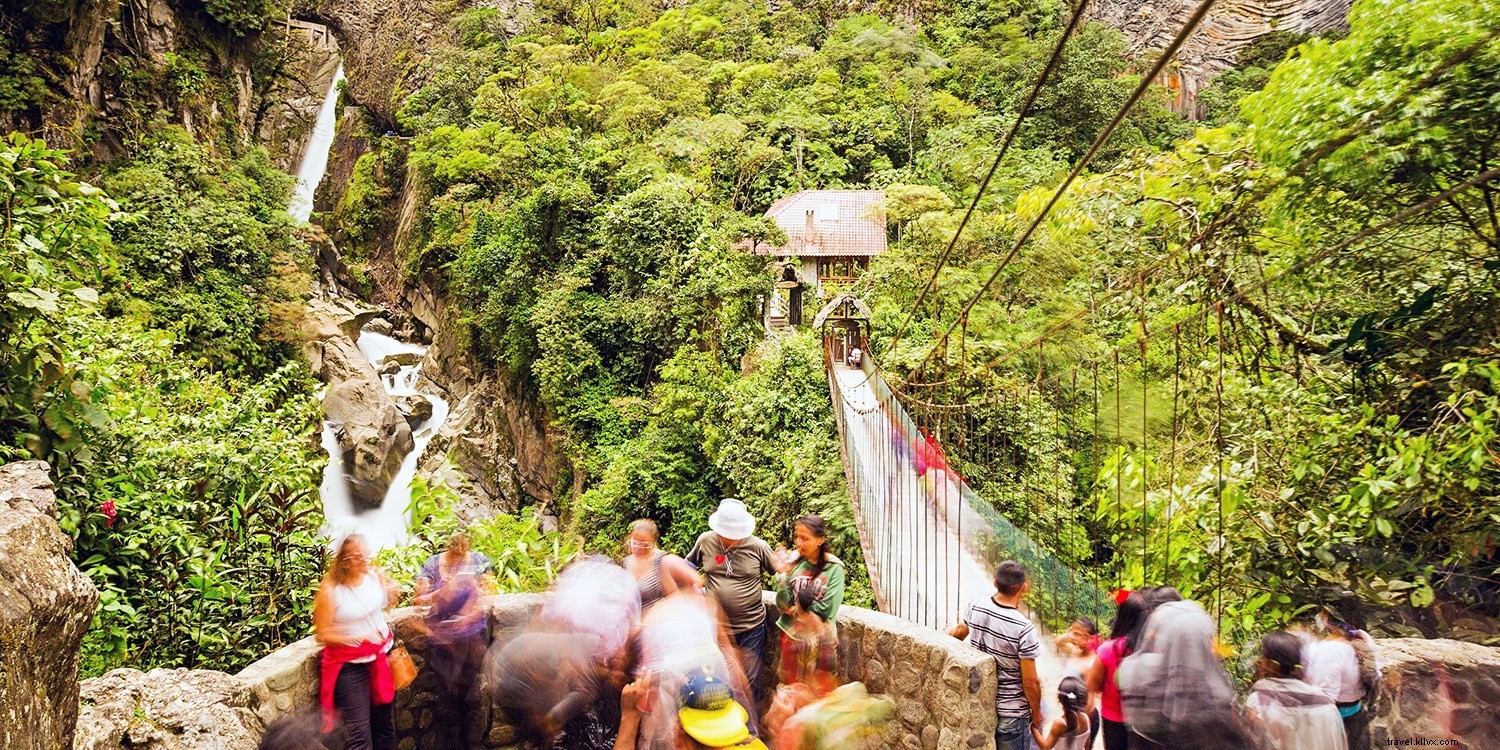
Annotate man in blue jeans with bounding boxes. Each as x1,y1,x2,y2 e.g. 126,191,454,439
950,561,1043,750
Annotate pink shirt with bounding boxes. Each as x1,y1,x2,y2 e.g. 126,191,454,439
1097,637,1127,722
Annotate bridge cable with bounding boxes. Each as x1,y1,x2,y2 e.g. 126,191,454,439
886,0,1098,356
1036,165,1500,392
900,0,1223,380
903,26,1500,389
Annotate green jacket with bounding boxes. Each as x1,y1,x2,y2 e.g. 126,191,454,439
775,554,846,634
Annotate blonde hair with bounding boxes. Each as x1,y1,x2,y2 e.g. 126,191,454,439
326,534,369,586
628,518,659,541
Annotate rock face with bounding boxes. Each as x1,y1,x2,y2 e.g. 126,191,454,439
409,279,564,519
304,297,416,509
1087,0,1353,112
1371,638,1500,745
74,669,264,750
295,0,526,127
0,461,98,750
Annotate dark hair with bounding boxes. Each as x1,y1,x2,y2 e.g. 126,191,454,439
1057,676,1087,733
1260,631,1303,679
795,515,831,572
1141,585,1182,607
1113,593,1150,655
1072,617,1097,636
994,561,1027,596
790,574,827,612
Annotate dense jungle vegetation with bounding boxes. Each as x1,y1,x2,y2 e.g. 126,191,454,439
3,0,1497,678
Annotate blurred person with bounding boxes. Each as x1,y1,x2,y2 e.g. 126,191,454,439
1058,617,1100,749
258,713,323,750
1086,593,1150,750
1116,599,1253,750
313,534,400,750
776,681,894,750
489,630,609,744
950,561,1042,750
616,667,769,750
777,575,839,696
1032,676,1091,750
634,592,753,750
774,515,846,631
686,499,780,703
1303,611,1373,750
623,519,700,611
540,555,643,664
414,533,493,750
1245,631,1346,750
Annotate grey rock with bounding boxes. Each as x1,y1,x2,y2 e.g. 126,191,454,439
74,668,263,750
0,460,98,750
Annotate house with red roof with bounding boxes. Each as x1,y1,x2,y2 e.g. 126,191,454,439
743,189,886,328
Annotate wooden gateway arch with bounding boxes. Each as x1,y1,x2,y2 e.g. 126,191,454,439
815,293,872,364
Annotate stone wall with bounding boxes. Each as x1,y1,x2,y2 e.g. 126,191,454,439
0,461,98,750
765,595,998,750
1371,638,1500,748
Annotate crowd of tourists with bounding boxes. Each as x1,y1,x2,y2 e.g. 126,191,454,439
953,563,1381,750
284,498,889,750
271,497,1380,750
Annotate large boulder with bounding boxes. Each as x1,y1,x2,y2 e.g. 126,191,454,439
304,298,416,510
73,668,264,750
323,378,415,510
0,460,98,750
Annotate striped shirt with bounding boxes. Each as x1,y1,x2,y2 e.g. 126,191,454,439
963,597,1040,719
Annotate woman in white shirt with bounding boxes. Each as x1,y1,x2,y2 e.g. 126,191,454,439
1301,613,1370,750
313,534,401,750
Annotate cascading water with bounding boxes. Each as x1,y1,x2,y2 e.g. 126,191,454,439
287,60,450,549
320,333,451,549
288,63,345,224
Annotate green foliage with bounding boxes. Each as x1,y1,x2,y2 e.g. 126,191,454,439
102,129,307,377
380,473,585,593
57,316,324,675
0,37,51,115
0,134,114,460
203,0,285,37
1,135,325,674
867,0,1500,637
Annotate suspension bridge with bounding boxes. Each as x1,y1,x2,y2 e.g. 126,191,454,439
798,0,1500,638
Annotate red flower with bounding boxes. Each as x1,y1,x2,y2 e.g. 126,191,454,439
714,554,726,565
1112,588,1132,606
100,500,117,528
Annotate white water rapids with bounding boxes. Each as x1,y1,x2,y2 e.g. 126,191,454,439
320,334,451,549
289,62,450,549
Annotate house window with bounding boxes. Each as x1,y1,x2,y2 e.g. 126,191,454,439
817,257,866,283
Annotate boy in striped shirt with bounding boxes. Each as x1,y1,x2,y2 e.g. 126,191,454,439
950,561,1042,750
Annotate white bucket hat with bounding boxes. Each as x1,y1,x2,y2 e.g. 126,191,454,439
707,498,756,540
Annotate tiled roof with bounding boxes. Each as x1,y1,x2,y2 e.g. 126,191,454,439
747,190,887,257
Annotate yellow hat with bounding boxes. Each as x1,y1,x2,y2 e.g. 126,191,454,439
678,669,752,747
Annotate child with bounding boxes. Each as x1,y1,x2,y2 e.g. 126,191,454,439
1032,676,1091,750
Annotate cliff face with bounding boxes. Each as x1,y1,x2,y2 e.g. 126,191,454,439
1087,0,1353,110
3,0,338,168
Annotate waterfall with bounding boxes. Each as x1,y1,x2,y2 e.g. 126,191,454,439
321,333,452,550
286,59,451,550
288,64,345,224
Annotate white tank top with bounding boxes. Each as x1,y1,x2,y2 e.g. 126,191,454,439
332,574,390,663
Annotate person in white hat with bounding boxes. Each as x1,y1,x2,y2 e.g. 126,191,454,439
686,498,779,705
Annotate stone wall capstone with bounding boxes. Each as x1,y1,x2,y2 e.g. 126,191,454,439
0,460,98,750
764,594,998,750
1371,637,1500,748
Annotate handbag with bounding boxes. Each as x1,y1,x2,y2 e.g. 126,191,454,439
388,639,417,691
